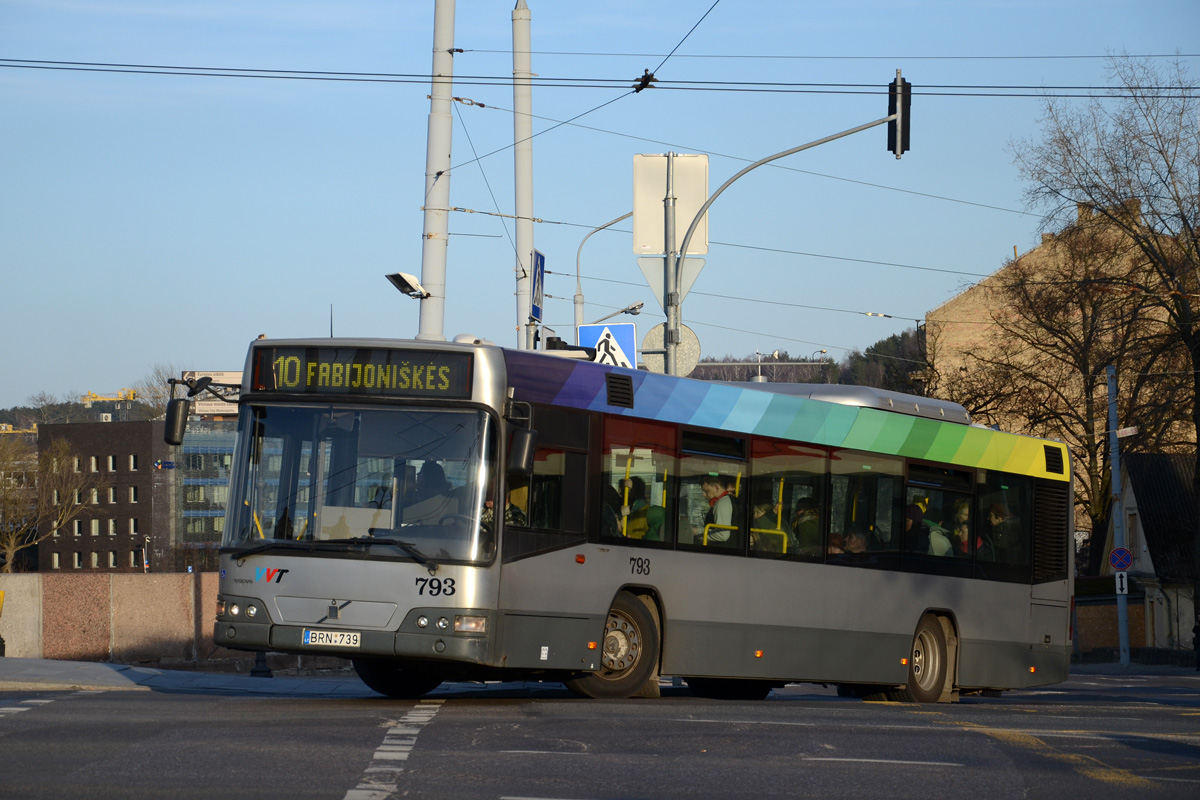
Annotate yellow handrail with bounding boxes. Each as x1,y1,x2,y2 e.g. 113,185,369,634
702,523,737,545
620,455,634,537
750,526,789,553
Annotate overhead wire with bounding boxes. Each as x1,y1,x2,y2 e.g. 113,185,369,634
451,102,517,259
4,59,1195,98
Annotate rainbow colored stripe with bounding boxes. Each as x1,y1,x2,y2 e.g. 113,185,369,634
505,351,1069,482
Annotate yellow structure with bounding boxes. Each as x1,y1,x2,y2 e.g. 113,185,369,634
80,389,138,408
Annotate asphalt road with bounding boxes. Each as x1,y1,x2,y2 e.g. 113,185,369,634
0,664,1197,800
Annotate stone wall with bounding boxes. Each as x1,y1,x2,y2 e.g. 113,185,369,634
0,572,233,666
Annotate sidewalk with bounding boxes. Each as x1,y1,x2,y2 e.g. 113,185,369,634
0,656,377,697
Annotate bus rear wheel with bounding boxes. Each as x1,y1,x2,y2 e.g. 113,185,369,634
352,658,443,698
564,592,659,699
892,613,948,703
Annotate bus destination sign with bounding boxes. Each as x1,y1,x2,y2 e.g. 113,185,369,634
252,347,473,399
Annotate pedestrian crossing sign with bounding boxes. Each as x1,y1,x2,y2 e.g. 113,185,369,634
577,323,637,369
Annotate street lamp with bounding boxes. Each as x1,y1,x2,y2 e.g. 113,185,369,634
385,272,430,299
810,349,827,362
753,349,780,382
575,212,633,344
590,301,643,325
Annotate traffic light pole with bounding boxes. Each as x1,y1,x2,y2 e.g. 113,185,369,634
666,105,905,375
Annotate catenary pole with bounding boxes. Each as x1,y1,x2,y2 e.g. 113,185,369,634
417,0,456,341
1108,364,1131,667
513,1,535,348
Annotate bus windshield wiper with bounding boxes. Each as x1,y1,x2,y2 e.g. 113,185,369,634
226,539,334,559
361,532,439,575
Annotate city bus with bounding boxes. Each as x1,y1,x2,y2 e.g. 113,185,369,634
184,336,1073,701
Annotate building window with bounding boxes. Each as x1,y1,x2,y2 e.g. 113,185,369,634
73,519,82,536
129,550,136,568
90,456,98,473
90,551,99,568
129,486,139,503
53,489,60,505
108,551,117,568
129,454,139,471
107,455,116,472
108,519,117,536
129,517,139,535
74,457,82,473
75,490,82,505
108,487,117,504
73,552,82,569
91,488,99,505
52,552,61,569
91,519,100,536
52,527,60,538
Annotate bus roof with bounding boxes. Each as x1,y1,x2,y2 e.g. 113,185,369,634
721,383,971,426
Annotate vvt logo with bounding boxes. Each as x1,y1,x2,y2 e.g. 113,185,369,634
255,567,290,583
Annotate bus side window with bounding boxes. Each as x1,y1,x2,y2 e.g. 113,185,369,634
976,471,1032,582
829,450,903,566
600,418,676,547
748,438,827,560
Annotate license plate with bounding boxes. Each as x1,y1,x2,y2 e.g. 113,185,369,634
302,629,361,648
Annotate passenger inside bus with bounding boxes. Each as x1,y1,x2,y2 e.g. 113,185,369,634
624,476,665,541
791,498,821,553
481,483,527,530
749,493,797,555
402,461,457,524
948,497,971,556
699,474,736,545
983,502,1022,563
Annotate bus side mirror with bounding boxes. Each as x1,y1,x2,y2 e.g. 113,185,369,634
507,428,537,475
164,398,190,445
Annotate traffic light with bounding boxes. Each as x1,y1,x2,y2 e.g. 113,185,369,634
887,73,911,158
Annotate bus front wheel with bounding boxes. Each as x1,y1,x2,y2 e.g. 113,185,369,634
564,592,660,699
352,658,443,698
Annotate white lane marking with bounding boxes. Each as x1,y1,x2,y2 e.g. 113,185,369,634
343,700,444,800
804,757,963,767
501,750,590,755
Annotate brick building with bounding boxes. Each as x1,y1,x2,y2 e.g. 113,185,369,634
34,419,238,574
37,421,174,573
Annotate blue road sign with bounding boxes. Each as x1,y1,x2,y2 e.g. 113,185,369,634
1110,547,1133,571
578,323,637,368
530,250,545,322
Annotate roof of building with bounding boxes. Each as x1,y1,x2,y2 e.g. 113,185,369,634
1123,452,1198,583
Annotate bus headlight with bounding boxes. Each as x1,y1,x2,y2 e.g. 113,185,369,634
454,615,487,633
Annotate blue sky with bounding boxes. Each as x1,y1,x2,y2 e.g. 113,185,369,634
2,1,1197,408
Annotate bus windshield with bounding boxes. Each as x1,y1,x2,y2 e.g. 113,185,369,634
224,404,496,564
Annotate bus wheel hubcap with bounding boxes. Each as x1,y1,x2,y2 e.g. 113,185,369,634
601,612,640,672
912,630,938,690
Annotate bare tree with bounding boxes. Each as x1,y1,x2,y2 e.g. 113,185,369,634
133,362,182,417
1011,56,1199,586
0,437,107,573
936,218,1191,545
24,391,89,426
